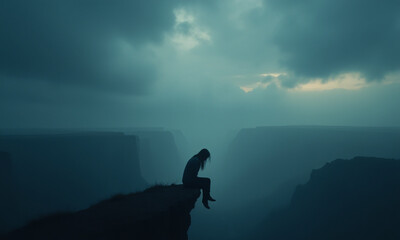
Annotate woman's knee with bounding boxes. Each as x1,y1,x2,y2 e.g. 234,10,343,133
196,177,211,188
205,178,211,187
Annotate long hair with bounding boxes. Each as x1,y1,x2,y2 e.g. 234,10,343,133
196,148,210,170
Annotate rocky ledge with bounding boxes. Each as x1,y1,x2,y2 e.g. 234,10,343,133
2,185,200,240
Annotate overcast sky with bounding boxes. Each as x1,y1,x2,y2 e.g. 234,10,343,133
1,0,400,141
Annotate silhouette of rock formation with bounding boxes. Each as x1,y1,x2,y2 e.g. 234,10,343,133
259,156,400,240
2,185,200,240
226,126,400,205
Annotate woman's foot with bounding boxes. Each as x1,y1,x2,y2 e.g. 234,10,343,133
208,196,216,201
202,199,210,209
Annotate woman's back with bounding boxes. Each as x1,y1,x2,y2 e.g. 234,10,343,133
182,156,200,184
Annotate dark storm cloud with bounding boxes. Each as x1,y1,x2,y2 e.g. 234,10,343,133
0,0,179,94
269,0,400,84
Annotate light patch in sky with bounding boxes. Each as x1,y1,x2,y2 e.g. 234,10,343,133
239,72,283,93
240,86,255,93
292,73,368,91
259,73,286,78
239,81,275,93
174,8,195,24
170,8,211,51
238,72,390,93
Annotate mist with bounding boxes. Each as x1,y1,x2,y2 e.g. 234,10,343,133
1,0,400,239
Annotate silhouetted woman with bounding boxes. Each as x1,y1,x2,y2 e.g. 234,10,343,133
182,148,216,209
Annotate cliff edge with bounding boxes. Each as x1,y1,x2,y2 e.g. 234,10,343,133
2,185,200,240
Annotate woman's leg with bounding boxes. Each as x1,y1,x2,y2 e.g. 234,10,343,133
184,177,215,209
196,177,211,209
196,177,215,209
196,177,211,198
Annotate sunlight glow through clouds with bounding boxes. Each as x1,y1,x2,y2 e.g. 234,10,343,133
239,73,284,93
239,72,374,93
240,86,255,93
170,8,211,51
292,73,368,91
259,73,283,78
240,81,272,93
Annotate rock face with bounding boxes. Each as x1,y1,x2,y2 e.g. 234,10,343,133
129,130,183,185
2,185,200,240
260,157,400,240
0,133,146,233
0,152,18,233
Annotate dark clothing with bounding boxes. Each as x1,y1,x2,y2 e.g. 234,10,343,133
183,177,211,196
182,156,201,184
182,156,211,198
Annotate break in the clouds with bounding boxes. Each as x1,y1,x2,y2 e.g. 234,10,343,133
269,0,400,87
0,0,179,94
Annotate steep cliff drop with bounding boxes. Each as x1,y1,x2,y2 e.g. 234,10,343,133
260,156,400,240
2,185,200,240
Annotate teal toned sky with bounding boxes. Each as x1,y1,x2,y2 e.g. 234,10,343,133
1,0,400,139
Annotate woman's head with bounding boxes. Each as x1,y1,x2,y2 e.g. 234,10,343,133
197,148,210,169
